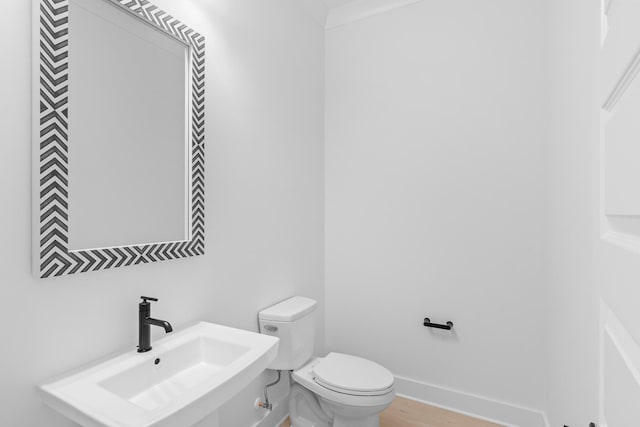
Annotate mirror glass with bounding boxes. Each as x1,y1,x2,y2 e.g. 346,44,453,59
67,0,189,250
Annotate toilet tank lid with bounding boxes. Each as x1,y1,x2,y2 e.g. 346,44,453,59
259,296,317,322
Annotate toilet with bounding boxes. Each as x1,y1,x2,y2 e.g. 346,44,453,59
258,296,395,427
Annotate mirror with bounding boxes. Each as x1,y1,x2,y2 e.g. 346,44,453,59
68,0,188,250
32,0,205,278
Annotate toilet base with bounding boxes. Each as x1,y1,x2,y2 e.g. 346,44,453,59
289,381,391,427
289,384,331,427
319,396,385,427
332,414,379,427
290,414,380,427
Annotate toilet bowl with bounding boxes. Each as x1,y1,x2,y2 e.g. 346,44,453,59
291,354,395,427
258,297,395,427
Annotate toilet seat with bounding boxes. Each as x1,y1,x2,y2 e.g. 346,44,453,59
312,353,395,396
293,356,395,409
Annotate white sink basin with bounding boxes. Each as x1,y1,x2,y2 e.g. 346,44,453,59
39,322,279,427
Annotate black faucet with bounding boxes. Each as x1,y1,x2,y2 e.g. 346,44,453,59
138,296,173,353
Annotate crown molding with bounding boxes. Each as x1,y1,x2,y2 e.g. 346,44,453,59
326,0,423,30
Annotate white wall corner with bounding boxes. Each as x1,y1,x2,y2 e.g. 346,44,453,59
394,376,549,427
297,0,329,27
326,0,423,30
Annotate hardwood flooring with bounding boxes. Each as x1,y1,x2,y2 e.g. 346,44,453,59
279,396,503,427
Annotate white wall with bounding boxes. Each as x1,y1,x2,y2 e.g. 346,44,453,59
545,0,600,425
325,0,548,422
0,0,324,426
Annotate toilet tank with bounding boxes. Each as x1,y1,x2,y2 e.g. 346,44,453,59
258,296,317,370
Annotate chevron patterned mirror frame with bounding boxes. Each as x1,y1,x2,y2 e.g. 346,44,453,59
32,0,205,278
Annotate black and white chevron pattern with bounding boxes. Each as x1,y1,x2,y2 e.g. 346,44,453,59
37,0,205,278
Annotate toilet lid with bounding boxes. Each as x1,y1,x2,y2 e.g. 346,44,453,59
312,353,394,395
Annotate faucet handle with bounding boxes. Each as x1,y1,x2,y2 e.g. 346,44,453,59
140,296,158,303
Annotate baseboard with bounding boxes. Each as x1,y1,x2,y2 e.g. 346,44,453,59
255,376,550,427
395,376,549,427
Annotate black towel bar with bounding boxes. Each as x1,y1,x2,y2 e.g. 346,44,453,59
423,317,454,330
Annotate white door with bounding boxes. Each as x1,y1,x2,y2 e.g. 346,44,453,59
598,0,640,425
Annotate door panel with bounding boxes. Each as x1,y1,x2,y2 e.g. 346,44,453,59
598,1,640,425
602,305,640,426
600,0,640,105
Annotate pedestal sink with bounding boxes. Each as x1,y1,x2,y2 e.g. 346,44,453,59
39,322,279,427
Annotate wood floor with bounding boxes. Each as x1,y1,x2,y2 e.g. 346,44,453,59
279,396,503,427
